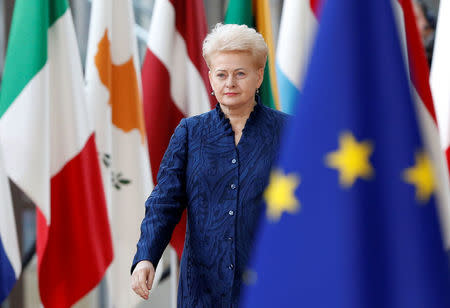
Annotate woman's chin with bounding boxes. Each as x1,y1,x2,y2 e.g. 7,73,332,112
219,97,253,108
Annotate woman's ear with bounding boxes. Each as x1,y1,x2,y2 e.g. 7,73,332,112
208,70,214,87
257,67,264,88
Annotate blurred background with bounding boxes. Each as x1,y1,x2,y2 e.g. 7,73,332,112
0,0,443,307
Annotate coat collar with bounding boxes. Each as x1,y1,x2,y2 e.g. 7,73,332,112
212,95,263,136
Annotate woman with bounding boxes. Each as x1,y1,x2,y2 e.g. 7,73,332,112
131,23,288,307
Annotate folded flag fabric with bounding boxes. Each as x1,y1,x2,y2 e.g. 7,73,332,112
241,0,450,306
0,1,113,307
276,0,321,114
0,144,21,304
430,0,450,176
85,0,154,306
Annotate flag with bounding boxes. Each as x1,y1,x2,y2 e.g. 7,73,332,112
225,0,280,110
276,0,321,114
85,0,154,306
142,0,214,258
242,0,450,306
0,144,20,304
0,1,113,307
393,0,450,246
275,0,450,245
430,0,450,175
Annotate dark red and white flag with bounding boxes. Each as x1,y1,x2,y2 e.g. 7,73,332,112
142,0,215,258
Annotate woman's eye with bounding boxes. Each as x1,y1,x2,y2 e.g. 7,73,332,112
236,72,246,77
217,73,226,78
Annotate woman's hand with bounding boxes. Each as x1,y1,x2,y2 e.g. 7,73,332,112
131,260,155,300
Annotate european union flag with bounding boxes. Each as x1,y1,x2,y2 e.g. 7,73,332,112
241,0,450,307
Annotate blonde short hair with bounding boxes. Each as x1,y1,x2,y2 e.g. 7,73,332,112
202,23,268,68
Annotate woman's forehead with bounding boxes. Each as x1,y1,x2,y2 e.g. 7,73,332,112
209,51,256,70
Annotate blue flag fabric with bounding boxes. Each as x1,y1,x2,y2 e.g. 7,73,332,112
0,238,16,303
241,0,450,307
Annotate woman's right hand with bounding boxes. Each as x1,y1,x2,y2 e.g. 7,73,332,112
131,260,155,300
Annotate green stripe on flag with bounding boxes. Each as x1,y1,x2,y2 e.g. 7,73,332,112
0,1,48,117
224,0,253,25
224,0,277,109
260,64,277,109
49,0,69,28
0,0,69,118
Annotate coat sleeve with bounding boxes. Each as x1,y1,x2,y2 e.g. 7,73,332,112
131,118,188,274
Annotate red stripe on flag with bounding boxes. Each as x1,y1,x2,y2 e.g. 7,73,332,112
169,0,215,109
143,0,213,259
37,135,113,308
142,50,184,184
310,0,323,19
446,147,450,175
397,0,450,175
170,213,187,258
142,49,186,258
397,0,438,123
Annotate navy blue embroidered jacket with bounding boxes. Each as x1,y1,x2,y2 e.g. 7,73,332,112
132,101,288,307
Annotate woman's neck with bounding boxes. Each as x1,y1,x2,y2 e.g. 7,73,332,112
221,101,255,126
220,100,256,145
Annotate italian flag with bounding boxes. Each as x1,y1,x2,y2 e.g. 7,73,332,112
0,1,113,307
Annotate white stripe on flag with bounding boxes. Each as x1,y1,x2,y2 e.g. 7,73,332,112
430,0,450,155
392,0,450,248
85,0,155,306
276,0,319,114
276,0,318,90
0,144,21,278
146,0,210,116
146,0,175,69
0,65,51,221
413,89,450,248
48,10,92,177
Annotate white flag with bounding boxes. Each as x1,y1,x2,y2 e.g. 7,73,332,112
85,0,155,306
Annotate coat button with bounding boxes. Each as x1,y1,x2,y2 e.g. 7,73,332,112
228,264,234,270
228,210,234,216
230,183,236,189
231,158,237,164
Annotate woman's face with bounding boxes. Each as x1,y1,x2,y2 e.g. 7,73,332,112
208,51,264,109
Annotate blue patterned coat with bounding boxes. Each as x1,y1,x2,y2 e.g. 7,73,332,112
132,101,288,307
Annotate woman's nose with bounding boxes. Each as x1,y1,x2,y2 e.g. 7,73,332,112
225,75,235,87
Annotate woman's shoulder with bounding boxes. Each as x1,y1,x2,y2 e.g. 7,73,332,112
183,109,216,125
260,104,291,123
178,109,219,136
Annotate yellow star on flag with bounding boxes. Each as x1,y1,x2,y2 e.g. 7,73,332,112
263,169,300,222
325,132,374,187
403,151,435,203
